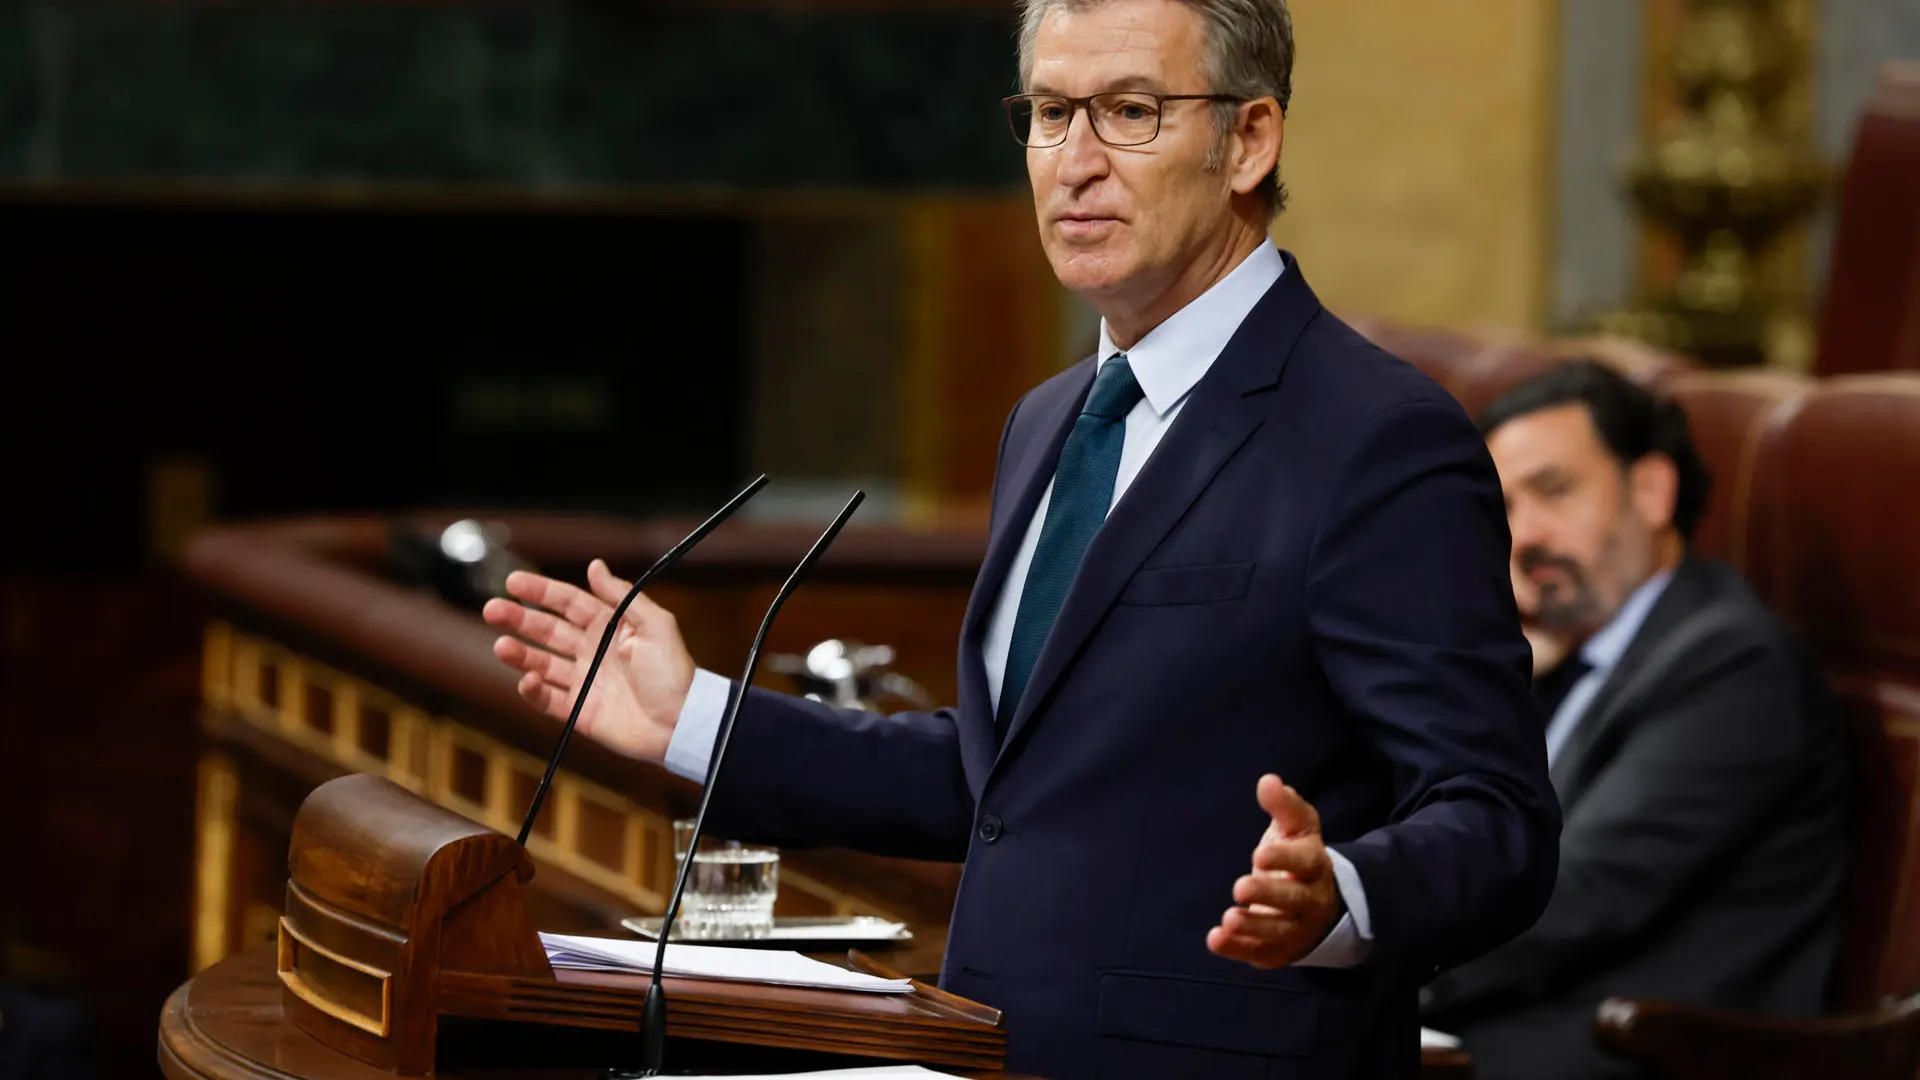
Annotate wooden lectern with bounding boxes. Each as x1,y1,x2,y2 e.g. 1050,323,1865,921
275,772,1006,1075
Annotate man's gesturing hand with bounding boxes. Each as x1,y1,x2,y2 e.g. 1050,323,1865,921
1206,774,1344,970
481,559,695,762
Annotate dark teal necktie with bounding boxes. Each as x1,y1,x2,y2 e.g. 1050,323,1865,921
996,355,1145,742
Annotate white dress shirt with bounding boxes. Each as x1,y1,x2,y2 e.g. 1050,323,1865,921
1543,568,1675,766
664,241,1373,966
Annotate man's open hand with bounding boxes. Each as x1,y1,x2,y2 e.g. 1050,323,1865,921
1206,774,1343,970
481,559,694,762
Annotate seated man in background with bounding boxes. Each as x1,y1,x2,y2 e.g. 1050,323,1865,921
1420,360,1851,1080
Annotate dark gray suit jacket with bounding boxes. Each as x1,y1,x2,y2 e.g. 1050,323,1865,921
1421,556,1851,1080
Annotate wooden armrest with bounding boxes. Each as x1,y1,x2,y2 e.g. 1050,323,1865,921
1593,993,1920,1080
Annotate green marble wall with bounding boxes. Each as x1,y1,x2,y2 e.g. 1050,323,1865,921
0,3,1026,190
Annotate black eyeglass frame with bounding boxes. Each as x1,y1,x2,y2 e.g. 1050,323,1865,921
1001,92,1247,148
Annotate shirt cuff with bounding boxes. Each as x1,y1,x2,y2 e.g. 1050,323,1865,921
1291,848,1375,968
662,668,730,783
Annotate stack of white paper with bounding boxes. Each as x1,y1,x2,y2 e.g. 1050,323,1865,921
538,933,914,995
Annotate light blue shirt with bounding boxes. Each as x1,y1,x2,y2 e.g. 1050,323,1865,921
1544,568,1675,765
665,241,1374,967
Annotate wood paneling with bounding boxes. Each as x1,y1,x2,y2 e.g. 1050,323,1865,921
902,197,1064,521
1276,0,1558,332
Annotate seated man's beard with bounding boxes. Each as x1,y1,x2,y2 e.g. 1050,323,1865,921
1517,548,1604,632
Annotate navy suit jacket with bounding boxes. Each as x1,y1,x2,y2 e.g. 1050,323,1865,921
702,254,1561,1079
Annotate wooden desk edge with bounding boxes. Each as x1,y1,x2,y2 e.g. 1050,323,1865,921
160,947,1470,1080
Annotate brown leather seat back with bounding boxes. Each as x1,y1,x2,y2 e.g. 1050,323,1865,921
1347,316,1490,391
1663,371,1812,592
1445,336,1692,422
1815,61,1920,378
1447,344,1566,420
1766,375,1920,1009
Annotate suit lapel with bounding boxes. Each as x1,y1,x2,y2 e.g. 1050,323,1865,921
962,360,1095,641
995,398,1265,755
1548,558,1714,803
995,260,1324,758
956,361,1093,782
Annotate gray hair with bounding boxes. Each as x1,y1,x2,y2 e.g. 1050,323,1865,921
1017,0,1293,216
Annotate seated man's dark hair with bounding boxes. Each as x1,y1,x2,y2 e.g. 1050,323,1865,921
1475,359,1714,542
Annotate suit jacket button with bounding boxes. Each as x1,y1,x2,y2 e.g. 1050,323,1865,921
977,815,1003,843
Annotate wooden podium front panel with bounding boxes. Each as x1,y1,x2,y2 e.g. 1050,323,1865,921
161,948,1029,1080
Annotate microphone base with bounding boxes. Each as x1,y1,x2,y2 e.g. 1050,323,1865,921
612,978,666,1079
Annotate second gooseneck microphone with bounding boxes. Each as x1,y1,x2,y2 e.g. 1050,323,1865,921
515,473,770,848
632,489,866,1078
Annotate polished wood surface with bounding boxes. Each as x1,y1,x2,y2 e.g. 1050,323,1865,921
1593,992,1920,1080
162,947,1030,1080
277,774,553,1072
270,772,1004,1074
164,948,1474,1080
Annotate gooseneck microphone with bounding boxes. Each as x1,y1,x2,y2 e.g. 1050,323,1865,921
514,473,770,848
631,489,866,1078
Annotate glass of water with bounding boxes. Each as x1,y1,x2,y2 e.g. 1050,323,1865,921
671,820,779,940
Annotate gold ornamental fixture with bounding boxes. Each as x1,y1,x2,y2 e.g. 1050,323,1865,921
1595,0,1826,368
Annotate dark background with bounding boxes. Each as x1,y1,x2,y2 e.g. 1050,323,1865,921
0,4,1022,1074
0,200,755,571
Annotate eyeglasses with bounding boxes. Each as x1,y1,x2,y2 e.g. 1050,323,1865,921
1002,92,1245,148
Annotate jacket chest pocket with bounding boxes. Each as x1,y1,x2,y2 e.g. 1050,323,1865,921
1117,562,1255,606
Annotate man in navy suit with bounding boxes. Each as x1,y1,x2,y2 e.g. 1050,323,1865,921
485,0,1560,1074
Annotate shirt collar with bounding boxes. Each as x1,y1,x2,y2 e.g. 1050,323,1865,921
1095,242,1286,417
1579,567,1676,670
